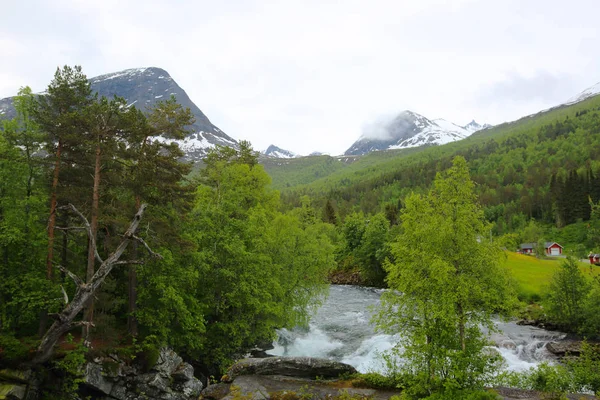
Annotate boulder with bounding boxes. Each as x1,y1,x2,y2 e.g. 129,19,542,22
84,362,114,396
225,357,357,382
200,383,231,400
0,383,27,400
223,376,267,400
153,348,183,376
81,348,203,400
546,341,582,357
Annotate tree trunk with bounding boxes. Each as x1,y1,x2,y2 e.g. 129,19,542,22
32,203,151,365
83,143,101,343
46,140,62,280
40,140,62,337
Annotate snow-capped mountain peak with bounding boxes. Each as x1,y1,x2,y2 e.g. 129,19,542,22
345,110,489,156
0,67,238,161
263,144,298,159
564,82,600,106
463,120,492,133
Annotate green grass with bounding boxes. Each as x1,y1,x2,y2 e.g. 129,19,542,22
503,252,600,299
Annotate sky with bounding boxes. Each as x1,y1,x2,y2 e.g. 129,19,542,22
1,0,599,156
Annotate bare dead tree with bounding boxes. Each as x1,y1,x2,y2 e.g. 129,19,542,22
31,203,161,365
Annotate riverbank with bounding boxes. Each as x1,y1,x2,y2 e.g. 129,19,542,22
199,357,598,400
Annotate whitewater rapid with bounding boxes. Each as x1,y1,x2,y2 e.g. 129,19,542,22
268,285,565,373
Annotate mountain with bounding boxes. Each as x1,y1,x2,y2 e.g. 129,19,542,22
463,120,492,133
262,144,298,159
0,67,237,161
563,81,600,106
344,111,488,156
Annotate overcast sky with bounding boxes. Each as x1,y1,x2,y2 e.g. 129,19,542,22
2,0,599,155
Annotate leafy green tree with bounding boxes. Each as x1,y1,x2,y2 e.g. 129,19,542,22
355,213,389,286
0,89,56,338
376,156,516,394
190,144,334,370
544,256,590,330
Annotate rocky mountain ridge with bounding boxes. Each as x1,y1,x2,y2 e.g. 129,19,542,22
0,67,237,161
344,111,490,156
262,144,298,158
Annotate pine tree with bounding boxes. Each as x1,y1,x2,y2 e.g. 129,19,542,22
33,66,93,281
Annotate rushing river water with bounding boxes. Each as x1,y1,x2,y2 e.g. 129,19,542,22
268,285,566,373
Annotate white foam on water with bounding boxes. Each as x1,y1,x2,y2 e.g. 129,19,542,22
267,286,564,375
269,326,344,358
342,334,399,373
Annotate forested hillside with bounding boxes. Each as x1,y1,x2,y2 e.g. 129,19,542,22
273,95,600,237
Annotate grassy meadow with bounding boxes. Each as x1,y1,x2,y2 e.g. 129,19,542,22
503,251,600,300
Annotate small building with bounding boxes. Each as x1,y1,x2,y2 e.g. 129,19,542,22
544,242,563,256
589,253,600,265
518,242,563,256
519,243,536,254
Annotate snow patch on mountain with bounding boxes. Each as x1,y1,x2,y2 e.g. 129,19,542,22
89,67,151,83
345,110,490,155
263,144,298,158
563,81,600,105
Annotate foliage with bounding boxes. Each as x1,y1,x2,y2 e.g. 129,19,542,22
544,256,590,329
350,372,401,390
51,335,89,399
495,363,574,397
337,212,390,286
376,157,517,394
568,342,600,395
189,143,334,369
0,333,31,366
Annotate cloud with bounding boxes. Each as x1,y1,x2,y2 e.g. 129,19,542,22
475,72,579,106
360,113,399,141
2,0,600,155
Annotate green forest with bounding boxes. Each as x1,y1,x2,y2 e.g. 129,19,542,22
2,65,600,399
0,67,335,392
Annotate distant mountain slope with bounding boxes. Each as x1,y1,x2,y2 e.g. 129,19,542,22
0,67,237,161
563,81,600,106
344,111,489,155
262,144,297,158
275,92,600,222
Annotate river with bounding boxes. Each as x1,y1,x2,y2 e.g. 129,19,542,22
268,285,565,373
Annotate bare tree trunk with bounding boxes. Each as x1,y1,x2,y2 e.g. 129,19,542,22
32,203,157,365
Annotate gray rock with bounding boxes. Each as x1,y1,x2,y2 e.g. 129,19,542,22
80,348,202,400
225,357,357,381
223,376,268,400
546,340,583,357
172,363,195,382
84,362,114,395
154,348,184,376
0,383,27,400
200,383,231,400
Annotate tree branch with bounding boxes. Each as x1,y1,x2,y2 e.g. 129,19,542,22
132,235,163,260
55,226,86,231
59,204,104,265
57,265,85,288
113,260,145,265
60,285,69,304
